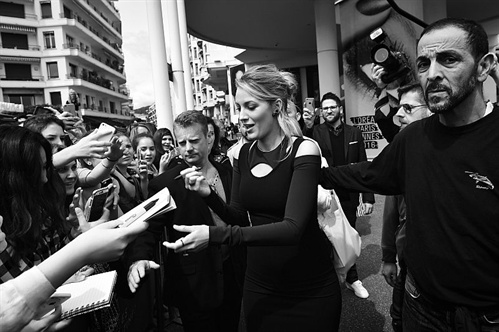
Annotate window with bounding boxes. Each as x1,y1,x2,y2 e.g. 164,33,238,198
1,32,28,49
40,2,52,18
8,95,34,106
5,63,31,80
43,31,55,49
50,91,61,106
69,63,77,78
110,101,115,114
46,62,59,79
0,2,25,18
65,34,74,48
85,95,90,109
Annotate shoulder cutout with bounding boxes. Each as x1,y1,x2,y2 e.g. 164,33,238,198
296,137,320,158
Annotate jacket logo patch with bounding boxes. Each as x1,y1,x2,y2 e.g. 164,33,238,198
465,171,495,190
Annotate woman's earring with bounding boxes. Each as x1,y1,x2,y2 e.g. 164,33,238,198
273,109,279,117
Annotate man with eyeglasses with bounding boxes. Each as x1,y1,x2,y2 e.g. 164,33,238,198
320,18,499,331
312,92,374,299
381,82,430,332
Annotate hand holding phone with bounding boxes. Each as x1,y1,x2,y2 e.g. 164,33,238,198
303,98,315,112
96,123,116,143
85,187,110,222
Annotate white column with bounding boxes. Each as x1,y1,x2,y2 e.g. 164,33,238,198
314,0,341,98
165,0,187,115
145,0,173,129
226,67,236,123
177,0,194,110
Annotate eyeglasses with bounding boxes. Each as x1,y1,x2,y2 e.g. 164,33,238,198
399,104,426,114
322,105,339,111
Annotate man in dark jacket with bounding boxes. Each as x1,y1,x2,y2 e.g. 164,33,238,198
313,92,375,299
127,111,245,332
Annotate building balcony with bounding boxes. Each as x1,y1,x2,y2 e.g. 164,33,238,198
0,44,42,58
61,43,125,82
0,75,46,89
73,0,122,40
48,74,128,100
0,13,39,28
58,13,123,59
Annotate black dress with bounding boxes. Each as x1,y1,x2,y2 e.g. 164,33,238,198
205,137,341,332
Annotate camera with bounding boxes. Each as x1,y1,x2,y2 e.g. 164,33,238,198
370,28,410,84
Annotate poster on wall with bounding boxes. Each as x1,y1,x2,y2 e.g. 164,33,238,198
338,0,424,159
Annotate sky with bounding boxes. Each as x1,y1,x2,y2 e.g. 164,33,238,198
115,0,245,110
115,0,154,108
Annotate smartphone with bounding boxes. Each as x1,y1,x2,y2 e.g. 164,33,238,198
304,98,315,111
63,104,77,116
96,123,116,143
85,186,110,221
37,292,71,318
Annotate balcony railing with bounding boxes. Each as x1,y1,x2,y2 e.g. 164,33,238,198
0,74,44,81
0,44,41,51
61,42,124,74
76,0,122,35
60,12,123,55
1,12,37,19
77,71,116,92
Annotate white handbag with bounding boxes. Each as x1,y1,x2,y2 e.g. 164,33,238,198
317,187,362,282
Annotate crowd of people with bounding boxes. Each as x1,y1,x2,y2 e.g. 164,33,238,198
1,17,498,332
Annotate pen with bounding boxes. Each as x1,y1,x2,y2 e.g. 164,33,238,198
174,166,200,180
119,198,158,228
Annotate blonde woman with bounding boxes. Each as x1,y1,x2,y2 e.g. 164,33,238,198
165,64,341,331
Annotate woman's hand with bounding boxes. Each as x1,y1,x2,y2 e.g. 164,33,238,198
72,129,113,159
71,218,148,265
66,187,84,226
70,184,117,237
180,166,211,197
105,136,125,162
21,305,72,332
159,151,174,174
163,224,209,253
137,160,149,181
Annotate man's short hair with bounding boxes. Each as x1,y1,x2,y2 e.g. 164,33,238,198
420,18,489,61
398,83,425,103
320,92,342,106
174,110,208,137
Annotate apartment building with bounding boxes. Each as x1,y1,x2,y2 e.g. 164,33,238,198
0,0,132,121
188,34,243,120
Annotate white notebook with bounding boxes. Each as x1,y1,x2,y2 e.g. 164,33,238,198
57,270,117,319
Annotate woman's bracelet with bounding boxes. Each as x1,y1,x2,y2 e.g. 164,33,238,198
106,157,119,162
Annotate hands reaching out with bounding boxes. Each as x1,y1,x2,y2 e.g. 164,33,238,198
68,184,118,238
127,260,160,293
162,224,210,254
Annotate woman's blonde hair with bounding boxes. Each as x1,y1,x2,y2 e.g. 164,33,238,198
235,64,302,151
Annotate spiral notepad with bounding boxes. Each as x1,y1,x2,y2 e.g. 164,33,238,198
57,270,117,319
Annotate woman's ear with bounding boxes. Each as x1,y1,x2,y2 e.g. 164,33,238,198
274,99,283,112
